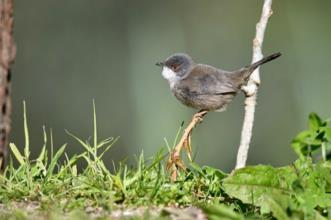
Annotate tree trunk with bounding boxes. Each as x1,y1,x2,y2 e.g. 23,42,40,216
0,0,15,170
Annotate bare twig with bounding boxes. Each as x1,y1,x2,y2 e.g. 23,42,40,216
235,0,273,169
0,0,16,170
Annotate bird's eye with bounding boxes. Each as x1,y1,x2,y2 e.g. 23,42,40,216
171,64,179,71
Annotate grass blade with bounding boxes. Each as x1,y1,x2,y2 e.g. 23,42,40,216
98,136,120,159
9,143,25,165
65,130,95,156
93,100,97,149
23,101,30,159
46,144,67,178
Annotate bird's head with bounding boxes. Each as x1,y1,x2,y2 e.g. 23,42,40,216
156,53,194,83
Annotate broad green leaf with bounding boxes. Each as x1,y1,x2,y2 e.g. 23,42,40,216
309,112,323,131
291,130,311,158
260,195,290,220
291,130,324,158
222,165,296,207
202,166,227,180
291,159,331,212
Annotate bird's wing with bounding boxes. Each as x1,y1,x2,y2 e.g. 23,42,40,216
179,64,238,95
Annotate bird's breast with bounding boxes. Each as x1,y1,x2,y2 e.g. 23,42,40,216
162,67,180,89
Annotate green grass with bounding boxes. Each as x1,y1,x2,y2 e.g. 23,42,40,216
1,103,331,219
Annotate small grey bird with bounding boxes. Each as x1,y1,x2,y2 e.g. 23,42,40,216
156,52,281,178
156,52,281,112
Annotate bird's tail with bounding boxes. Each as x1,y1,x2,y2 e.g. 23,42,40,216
230,52,281,87
247,52,281,73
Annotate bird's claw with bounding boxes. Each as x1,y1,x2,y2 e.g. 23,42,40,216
167,151,186,170
194,111,208,122
167,151,187,181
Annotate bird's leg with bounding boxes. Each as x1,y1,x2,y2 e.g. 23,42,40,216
167,110,208,181
184,110,208,161
183,130,193,162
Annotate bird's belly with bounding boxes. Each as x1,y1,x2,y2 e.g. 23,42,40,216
173,88,235,111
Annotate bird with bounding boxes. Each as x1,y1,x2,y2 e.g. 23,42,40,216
156,52,281,179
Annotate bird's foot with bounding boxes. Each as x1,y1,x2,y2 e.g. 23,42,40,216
167,150,186,181
193,110,208,123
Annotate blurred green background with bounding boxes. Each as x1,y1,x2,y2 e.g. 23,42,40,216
10,0,331,172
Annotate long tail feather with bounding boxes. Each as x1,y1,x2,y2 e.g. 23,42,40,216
248,52,281,72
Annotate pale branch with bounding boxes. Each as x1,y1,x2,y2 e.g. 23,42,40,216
235,0,273,169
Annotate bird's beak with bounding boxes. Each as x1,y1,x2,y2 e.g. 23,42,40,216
155,61,164,67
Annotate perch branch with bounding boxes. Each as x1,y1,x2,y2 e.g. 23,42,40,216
235,0,273,169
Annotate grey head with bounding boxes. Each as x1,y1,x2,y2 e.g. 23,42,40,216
156,53,195,78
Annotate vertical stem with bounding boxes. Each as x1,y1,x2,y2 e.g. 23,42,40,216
236,95,256,169
321,142,326,161
235,0,273,169
0,0,16,170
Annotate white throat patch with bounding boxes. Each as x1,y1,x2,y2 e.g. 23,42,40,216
162,66,179,89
